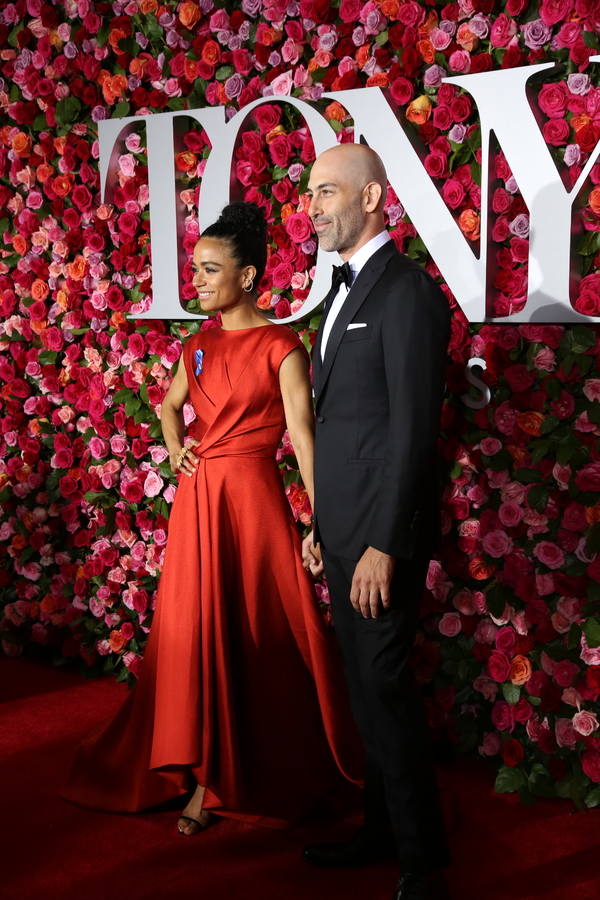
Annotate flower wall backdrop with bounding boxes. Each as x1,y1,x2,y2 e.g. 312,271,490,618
3,0,600,807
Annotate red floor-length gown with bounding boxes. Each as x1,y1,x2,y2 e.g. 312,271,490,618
62,323,363,825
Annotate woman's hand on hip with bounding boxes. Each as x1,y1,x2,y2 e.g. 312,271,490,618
171,438,201,477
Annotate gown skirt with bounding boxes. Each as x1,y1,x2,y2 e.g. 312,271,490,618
62,324,363,826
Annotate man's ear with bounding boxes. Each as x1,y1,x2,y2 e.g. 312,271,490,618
364,181,383,213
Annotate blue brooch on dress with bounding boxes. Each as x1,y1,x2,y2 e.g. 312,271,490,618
194,349,204,377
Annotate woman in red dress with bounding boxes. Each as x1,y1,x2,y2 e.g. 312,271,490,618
62,202,362,835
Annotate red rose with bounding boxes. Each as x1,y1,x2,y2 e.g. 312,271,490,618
469,53,494,73
253,104,282,135
122,480,145,503
542,118,571,146
538,729,558,754
577,123,600,153
284,212,312,244
59,475,78,497
502,738,525,767
390,77,414,107
575,463,600,492
487,650,511,683
275,299,291,318
504,364,534,392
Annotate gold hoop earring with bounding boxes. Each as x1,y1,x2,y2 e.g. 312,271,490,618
243,279,254,293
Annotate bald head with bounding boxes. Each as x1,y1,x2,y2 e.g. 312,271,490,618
307,143,388,260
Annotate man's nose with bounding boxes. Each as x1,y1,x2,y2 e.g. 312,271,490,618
308,194,320,218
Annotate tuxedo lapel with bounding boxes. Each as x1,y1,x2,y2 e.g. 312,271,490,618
315,241,398,403
312,279,339,396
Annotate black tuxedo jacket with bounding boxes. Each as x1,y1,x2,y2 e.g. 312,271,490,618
312,241,450,561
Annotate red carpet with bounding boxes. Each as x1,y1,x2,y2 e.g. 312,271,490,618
1,656,599,900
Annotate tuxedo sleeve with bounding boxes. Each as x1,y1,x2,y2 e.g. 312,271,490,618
364,269,450,559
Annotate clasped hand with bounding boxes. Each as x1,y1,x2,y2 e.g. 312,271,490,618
302,535,395,619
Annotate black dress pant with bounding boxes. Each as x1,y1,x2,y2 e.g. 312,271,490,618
322,548,450,875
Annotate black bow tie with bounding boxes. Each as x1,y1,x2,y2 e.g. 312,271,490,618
331,262,353,293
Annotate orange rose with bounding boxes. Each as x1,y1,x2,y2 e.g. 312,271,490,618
356,44,370,69
31,279,50,301
586,502,600,525
21,512,34,531
509,654,532,685
416,39,435,65
468,557,496,580
179,1,201,28
265,124,287,144
506,445,527,466
381,0,400,16
590,188,600,216
68,256,87,280
260,27,282,46
366,73,390,88
139,0,158,11
129,56,148,77
458,209,480,242
110,311,128,329
12,534,27,550
40,594,56,614
202,40,221,67
29,601,40,619
109,630,126,653
108,28,128,54
256,291,273,310
52,174,74,197
0,125,13,145
53,136,67,155
406,95,432,125
55,289,69,310
571,114,592,133
12,234,29,255
175,151,197,172
325,101,347,123
12,132,32,157
36,162,54,183
418,10,438,36
516,411,544,435
183,57,198,82
217,83,228,105
280,203,295,222
456,23,479,52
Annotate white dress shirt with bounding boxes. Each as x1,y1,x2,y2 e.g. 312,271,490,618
320,230,392,360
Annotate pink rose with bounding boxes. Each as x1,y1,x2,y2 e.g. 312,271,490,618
480,437,502,456
438,612,462,637
491,700,515,732
532,541,565,570
473,675,499,701
144,470,164,498
562,501,588,532
490,13,518,47
573,710,599,737
583,379,600,402
479,732,502,757
495,626,517,652
475,619,498,644
482,529,513,558
452,589,476,615
498,501,524,528
532,348,556,371
89,437,109,459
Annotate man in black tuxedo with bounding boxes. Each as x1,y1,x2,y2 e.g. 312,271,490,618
301,143,451,900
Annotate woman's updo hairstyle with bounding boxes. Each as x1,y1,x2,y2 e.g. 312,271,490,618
201,201,268,287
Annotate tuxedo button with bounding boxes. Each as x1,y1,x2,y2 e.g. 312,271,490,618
317,416,325,424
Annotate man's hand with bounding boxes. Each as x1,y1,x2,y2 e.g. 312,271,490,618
350,547,395,619
302,531,324,578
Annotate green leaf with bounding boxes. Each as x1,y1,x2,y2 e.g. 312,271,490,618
55,96,82,127
113,101,131,118
8,22,25,48
539,415,560,435
572,326,596,351
530,440,552,466
583,617,600,649
96,21,110,47
448,460,462,479
544,378,562,401
486,584,513,619
502,682,521,705
528,483,549,513
556,443,575,466
587,522,600,555
375,29,389,46
124,395,142,417
528,763,556,798
513,467,543,483
583,30,599,49
567,622,583,651
495,766,526,794
585,785,600,808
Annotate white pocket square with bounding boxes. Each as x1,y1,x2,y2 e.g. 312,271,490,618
347,322,367,330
